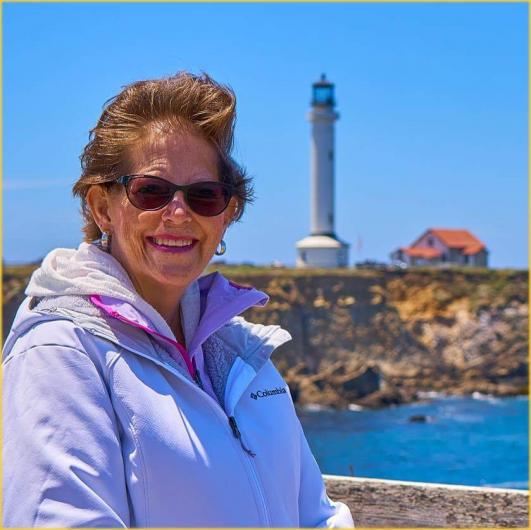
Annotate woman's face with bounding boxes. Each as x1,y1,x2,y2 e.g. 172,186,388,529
95,129,234,299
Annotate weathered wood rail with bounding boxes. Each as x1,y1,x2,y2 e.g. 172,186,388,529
325,475,528,528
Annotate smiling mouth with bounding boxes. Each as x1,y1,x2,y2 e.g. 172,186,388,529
147,237,198,253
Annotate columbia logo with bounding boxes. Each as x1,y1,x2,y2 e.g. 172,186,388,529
250,387,287,400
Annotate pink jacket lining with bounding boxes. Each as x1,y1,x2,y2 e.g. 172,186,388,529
89,294,196,379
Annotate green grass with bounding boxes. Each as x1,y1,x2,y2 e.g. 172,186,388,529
207,263,527,278
3,260,527,281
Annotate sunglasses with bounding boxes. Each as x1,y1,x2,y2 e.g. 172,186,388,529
115,175,234,217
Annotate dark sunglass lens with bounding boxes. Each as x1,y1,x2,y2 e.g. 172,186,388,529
127,177,173,210
187,182,230,216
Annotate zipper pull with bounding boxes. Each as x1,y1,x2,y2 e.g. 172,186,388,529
228,416,256,457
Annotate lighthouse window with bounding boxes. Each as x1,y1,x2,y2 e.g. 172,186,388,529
328,150,333,161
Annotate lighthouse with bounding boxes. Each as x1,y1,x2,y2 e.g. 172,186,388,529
296,74,349,268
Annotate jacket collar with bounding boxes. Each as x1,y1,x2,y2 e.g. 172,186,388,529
86,272,270,354
193,272,269,352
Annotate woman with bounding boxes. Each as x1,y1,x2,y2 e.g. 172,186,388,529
3,72,354,527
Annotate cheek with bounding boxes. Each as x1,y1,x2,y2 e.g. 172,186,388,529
110,202,149,255
120,220,143,253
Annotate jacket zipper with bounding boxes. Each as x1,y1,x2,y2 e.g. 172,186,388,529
240,444,272,526
169,360,271,525
82,324,271,526
228,416,255,457
170,349,268,524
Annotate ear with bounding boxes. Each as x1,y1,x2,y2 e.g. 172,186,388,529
86,185,114,232
223,197,239,227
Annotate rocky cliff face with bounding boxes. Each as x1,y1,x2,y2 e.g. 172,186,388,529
213,267,528,408
3,265,528,408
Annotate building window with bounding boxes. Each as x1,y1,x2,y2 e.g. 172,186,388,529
427,237,434,247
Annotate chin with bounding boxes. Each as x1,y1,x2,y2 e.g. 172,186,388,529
154,264,199,285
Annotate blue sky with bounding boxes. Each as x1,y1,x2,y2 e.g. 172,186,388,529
4,2,528,268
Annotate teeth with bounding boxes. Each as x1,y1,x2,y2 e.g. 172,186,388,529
153,238,193,247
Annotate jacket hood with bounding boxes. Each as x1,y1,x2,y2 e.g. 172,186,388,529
25,242,179,341
26,242,135,300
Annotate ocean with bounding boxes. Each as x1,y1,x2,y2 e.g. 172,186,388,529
298,394,528,490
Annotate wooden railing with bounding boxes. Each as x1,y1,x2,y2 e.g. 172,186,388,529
325,475,528,528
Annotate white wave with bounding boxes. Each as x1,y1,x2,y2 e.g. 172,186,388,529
416,390,447,399
471,391,502,403
301,403,329,412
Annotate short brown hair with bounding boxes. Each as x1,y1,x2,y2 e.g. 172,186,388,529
73,72,253,241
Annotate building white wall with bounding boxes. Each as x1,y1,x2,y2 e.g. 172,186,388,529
297,246,349,268
414,233,449,253
309,107,338,235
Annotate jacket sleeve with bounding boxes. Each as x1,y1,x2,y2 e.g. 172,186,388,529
3,343,130,527
297,421,354,528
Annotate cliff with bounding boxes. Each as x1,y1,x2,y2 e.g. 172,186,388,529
3,264,528,408
211,266,528,408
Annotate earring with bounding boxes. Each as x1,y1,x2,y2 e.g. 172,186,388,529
215,239,226,256
101,231,111,252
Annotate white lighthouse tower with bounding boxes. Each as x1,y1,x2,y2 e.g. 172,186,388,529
296,74,349,268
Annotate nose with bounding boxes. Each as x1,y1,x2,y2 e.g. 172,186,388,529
161,191,192,222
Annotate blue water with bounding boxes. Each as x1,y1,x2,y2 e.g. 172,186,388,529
299,395,528,490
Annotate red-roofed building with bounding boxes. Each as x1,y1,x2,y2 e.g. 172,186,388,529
391,229,488,267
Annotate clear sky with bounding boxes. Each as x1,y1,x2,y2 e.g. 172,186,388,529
4,2,528,268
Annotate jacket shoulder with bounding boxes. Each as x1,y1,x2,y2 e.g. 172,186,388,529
216,316,291,369
3,320,130,527
3,310,118,376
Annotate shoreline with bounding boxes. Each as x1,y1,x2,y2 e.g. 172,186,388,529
295,391,528,412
